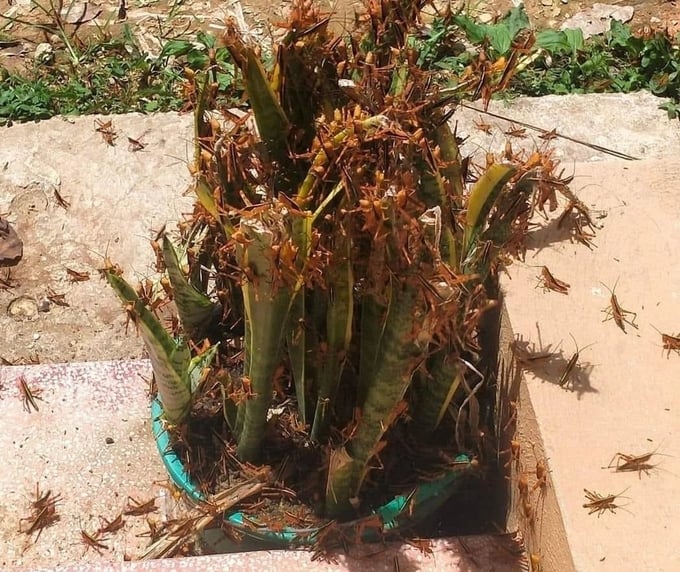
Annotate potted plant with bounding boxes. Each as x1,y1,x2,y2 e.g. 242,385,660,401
105,0,566,556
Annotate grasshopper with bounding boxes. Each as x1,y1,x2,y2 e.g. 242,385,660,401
583,488,627,517
558,335,594,389
653,326,680,358
537,266,570,295
81,528,109,554
124,496,158,516
18,376,42,413
600,280,637,333
607,444,663,479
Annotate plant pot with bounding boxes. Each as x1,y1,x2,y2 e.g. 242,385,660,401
151,398,476,549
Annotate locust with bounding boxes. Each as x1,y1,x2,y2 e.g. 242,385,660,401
66,268,90,282
46,287,69,307
651,326,680,358
81,528,109,554
20,485,62,541
97,513,125,534
559,335,593,389
127,136,146,152
95,119,117,147
583,488,627,517
124,496,158,516
607,447,662,479
474,119,492,134
539,128,558,141
504,125,527,138
537,266,570,295
18,376,42,413
600,280,637,333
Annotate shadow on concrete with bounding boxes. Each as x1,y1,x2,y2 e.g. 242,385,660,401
524,217,589,256
511,335,598,400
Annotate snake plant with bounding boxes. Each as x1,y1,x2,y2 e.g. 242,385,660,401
107,0,559,520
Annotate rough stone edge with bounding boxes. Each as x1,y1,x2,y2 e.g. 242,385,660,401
498,304,576,572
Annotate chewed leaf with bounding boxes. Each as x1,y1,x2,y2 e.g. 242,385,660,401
162,235,219,338
106,271,191,424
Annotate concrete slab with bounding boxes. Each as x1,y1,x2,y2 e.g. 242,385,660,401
0,360,167,569
0,92,676,365
1,91,679,570
456,91,680,162
0,112,194,364
0,360,526,571
25,535,526,571
500,158,680,571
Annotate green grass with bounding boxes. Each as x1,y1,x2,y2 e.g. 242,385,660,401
2,6,679,124
0,26,236,125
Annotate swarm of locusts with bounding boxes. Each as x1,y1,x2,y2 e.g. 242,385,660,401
105,0,595,540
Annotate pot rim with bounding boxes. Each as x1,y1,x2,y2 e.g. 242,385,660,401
151,398,473,545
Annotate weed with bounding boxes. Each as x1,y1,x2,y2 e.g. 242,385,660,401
511,20,680,114
0,22,235,125
3,5,678,125
439,8,680,117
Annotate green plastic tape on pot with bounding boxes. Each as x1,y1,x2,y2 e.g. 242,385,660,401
151,398,206,503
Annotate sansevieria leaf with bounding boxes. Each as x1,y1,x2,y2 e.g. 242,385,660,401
234,218,296,462
162,235,219,338
106,271,191,424
462,163,516,257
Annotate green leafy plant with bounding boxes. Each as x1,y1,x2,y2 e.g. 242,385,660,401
511,20,680,110
106,0,574,528
0,13,237,124
453,6,530,57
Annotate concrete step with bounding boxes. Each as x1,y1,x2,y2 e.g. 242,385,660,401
2,91,680,571
0,361,525,571
500,157,680,572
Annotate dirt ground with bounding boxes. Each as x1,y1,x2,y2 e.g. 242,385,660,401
1,0,679,73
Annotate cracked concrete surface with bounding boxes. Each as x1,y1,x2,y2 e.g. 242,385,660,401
0,112,194,363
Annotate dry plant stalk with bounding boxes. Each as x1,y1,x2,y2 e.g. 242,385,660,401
0,269,13,290
583,488,627,517
53,188,70,210
139,477,266,560
537,266,570,295
600,281,637,333
20,484,62,541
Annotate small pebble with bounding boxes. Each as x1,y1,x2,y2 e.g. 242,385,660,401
32,333,40,341
38,298,51,312
105,437,114,445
